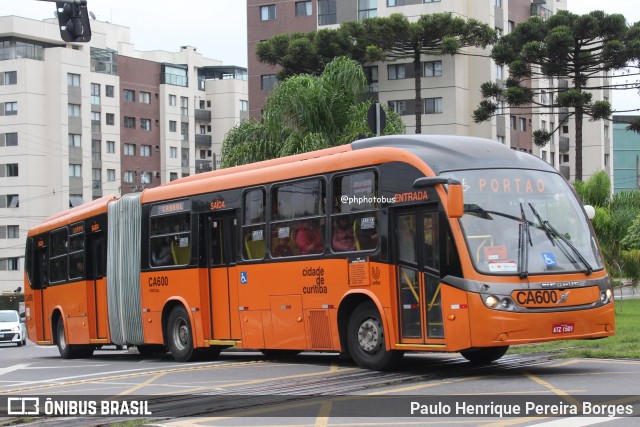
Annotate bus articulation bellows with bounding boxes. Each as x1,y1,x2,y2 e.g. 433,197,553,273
24,135,614,370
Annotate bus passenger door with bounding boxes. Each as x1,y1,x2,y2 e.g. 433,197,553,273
87,232,108,339
205,213,238,341
394,207,445,344
32,246,50,341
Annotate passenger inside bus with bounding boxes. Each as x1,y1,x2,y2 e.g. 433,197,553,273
296,220,324,255
151,237,173,266
332,217,355,252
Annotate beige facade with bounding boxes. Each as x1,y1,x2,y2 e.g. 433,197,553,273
0,16,247,293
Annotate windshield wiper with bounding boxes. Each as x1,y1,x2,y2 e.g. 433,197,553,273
528,204,593,275
528,203,555,247
518,203,531,279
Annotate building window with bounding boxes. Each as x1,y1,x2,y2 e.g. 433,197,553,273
1,194,19,208
169,120,177,132
295,1,312,16
106,113,114,125
91,83,100,104
562,125,569,134
124,171,134,183
123,89,135,102
604,125,609,139
496,64,504,80
105,85,114,97
604,153,610,167
180,97,188,116
261,74,277,90
318,0,336,25
140,145,151,157
423,0,441,3
69,164,82,177
3,133,18,147
7,225,19,238
181,123,189,141
107,169,116,182
140,172,151,184
139,91,151,104
424,60,442,77
169,94,176,106
260,4,276,20
424,97,443,114
170,172,178,181
5,102,18,116
508,20,515,33
495,0,502,7
388,100,407,116
170,147,178,158
92,168,101,189
106,140,115,153
510,115,517,130
496,101,504,115
124,144,136,156
388,64,406,80
4,163,18,177
240,100,248,111
388,0,405,6
3,71,17,85
68,103,80,117
67,73,80,87
124,116,136,128
93,140,102,162
199,125,206,135
497,135,505,145
519,117,526,131
6,258,19,271
91,111,100,122
140,118,151,131
358,0,377,19
68,133,81,147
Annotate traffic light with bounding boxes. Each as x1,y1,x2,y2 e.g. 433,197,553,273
55,0,92,43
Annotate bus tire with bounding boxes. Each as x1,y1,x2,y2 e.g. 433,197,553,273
347,301,403,370
460,346,509,364
167,306,196,362
56,319,81,359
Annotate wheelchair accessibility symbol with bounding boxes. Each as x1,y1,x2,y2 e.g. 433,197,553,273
240,271,248,284
542,252,557,267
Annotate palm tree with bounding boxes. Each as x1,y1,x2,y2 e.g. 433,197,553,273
221,57,404,167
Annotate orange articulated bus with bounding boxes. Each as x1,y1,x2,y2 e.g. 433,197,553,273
24,135,614,370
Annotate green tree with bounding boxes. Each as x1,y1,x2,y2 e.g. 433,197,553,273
474,10,640,181
257,13,496,134
221,57,405,167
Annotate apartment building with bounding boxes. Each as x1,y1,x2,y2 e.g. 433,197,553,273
247,0,610,182
0,16,247,293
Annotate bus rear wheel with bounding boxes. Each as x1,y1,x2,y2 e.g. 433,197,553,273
460,346,509,364
56,319,92,359
167,306,196,362
347,301,403,370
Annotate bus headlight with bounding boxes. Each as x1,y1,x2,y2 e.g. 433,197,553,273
485,296,498,308
606,288,612,301
600,289,613,303
501,298,511,309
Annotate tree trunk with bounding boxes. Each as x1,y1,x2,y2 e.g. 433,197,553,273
414,49,422,134
574,103,583,182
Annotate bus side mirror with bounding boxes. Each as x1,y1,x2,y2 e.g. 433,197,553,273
447,183,464,218
584,205,595,220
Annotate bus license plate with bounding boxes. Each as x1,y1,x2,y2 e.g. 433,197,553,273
552,322,574,334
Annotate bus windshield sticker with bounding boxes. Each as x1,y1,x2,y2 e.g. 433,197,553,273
487,260,517,273
179,237,189,247
252,229,264,241
542,252,558,267
278,227,290,239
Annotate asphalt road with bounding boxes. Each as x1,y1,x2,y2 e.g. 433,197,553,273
1,343,640,426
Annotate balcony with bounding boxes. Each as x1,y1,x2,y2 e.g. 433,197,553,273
196,160,213,173
531,3,552,20
195,109,211,122
195,134,212,147
559,136,570,152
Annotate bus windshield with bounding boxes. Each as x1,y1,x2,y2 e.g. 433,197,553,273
443,169,604,276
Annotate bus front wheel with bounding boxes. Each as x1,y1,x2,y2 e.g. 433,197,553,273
347,302,403,370
56,319,92,359
167,306,196,362
460,346,509,364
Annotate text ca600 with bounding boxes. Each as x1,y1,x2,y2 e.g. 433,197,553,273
149,276,169,286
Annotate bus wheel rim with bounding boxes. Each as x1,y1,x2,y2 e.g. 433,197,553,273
357,318,381,353
59,326,66,349
173,317,189,350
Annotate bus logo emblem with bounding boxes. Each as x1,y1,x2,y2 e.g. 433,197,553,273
556,291,570,304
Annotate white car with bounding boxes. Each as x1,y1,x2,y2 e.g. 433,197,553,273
0,310,27,347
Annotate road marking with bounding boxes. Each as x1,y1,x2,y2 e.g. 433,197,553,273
0,363,31,377
119,371,167,395
529,417,621,426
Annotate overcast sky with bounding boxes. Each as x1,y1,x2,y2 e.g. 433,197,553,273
4,0,640,112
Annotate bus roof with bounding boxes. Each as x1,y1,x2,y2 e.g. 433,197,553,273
28,195,116,237
351,135,556,175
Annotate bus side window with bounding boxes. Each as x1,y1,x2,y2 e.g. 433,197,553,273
150,212,190,267
242,188,266,260
49,228,68,283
